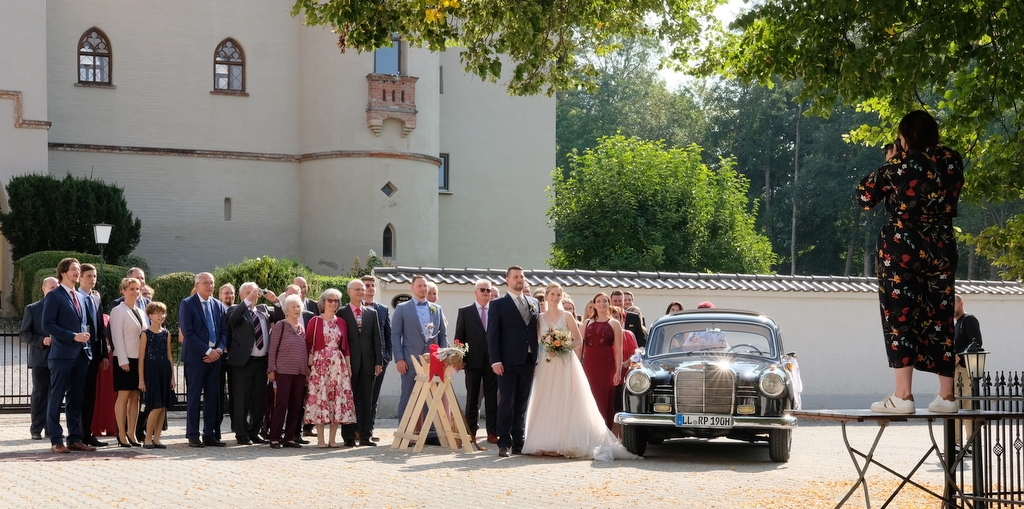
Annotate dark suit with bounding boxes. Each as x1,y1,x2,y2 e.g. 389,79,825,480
455,303,497,437
486,293,538,449
179,294,228,440
337,304,382,441
226,301,271,441
954,313,982,366
366,301,391,436
78,289,108,442
20,299,50,437
623,312,647,348
42,285,94,446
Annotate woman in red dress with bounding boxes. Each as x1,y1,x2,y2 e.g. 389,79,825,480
581,293,623,429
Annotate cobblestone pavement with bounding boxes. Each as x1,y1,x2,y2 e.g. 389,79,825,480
0,414,950,508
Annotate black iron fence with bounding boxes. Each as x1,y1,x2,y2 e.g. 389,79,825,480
957,371,1024,508
0,324,189,413
0,322,30,413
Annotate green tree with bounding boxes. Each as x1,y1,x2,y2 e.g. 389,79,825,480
556,36,711,171
0,173,142,262
549,135,776,273
290,0,723,95
702,0,1024,278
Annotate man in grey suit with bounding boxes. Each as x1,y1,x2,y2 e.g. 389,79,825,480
392,275,447,433
21,277,60,440
337,280,383,446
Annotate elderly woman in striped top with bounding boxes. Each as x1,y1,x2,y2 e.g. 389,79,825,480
267,294,310,449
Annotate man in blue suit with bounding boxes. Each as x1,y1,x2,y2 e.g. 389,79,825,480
486,266,539,457
179,272,228,447
42,258,97,453
391,275,447,434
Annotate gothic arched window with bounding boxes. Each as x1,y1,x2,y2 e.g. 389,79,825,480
214,39,245,92
78,28,111,84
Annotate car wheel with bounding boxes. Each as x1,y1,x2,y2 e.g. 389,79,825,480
768,429,791,462
622,425,647,456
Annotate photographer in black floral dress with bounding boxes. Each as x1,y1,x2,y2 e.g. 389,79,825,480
856,110,964,415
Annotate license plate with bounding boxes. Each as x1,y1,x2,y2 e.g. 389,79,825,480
675,413,733,428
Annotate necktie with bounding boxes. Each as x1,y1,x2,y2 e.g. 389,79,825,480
354,306,363,328
203,300,216,347
517,295,529,322
70,290,82,316
80,293,93,360
480,305,487,331
251,310,264,350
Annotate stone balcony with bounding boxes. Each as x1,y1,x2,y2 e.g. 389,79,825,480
366,73,418,137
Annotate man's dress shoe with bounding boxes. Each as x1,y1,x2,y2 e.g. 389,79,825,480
50,444,70,454
67,442,96,452
498,447,510,457
203,438,227,447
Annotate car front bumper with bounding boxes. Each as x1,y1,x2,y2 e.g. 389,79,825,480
614,412,798,429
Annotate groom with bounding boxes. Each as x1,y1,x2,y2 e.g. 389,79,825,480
487,266,538,457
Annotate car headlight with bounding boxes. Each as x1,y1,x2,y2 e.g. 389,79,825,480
759,372,785,398
626,371,651,394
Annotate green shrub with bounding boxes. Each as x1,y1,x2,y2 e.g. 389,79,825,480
14,250,101,315
310,275,355,305
0,173,142,262
150,272,196,333
213,256,315,303
115,253,150,276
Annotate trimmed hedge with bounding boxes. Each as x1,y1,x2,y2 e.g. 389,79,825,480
150,272,196,334
14,250,101,315
311,275,355,306
213,256,314,303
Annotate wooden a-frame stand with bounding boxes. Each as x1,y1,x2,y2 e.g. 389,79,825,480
392,353,475,453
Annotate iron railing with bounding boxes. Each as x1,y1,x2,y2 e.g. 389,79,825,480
957,371,1024,508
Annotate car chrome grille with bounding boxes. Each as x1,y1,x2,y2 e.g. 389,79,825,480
674,367,735,414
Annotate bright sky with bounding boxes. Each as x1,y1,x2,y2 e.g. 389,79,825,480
658,0,747,90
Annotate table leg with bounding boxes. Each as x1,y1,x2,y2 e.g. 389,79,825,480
926,418,969,509
837,421,888,508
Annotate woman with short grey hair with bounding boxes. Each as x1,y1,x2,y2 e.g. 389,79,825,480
305,288,355,447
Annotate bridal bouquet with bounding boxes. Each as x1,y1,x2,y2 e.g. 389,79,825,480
435,341,469,368
541,329,573,362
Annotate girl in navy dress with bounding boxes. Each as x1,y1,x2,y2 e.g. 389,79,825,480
137,301,174,448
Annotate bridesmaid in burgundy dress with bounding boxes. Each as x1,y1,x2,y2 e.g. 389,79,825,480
582,293,623,429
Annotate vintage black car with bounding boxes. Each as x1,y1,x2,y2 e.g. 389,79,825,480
614,308,798,462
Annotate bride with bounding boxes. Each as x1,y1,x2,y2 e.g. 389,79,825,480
522,283,637,460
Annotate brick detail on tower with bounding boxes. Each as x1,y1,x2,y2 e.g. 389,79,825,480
366,74,418,137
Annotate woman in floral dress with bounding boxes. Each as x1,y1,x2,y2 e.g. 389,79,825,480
304,288,356,447
856,110,964,415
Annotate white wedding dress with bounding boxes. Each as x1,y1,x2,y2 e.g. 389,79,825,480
522,313,638,461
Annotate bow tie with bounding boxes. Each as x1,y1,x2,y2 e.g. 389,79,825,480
416,301,428,307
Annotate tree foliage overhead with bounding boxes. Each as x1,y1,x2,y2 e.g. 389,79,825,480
702,0,1024,278
0,173,142,262
290,0,722,95
549,135,776,273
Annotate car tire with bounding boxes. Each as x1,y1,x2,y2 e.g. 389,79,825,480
768,429,791,462
622,425,647,456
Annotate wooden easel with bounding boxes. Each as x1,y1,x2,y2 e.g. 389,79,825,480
392,353,475,453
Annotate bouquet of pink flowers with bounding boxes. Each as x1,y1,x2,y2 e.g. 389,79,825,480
541,329,572,362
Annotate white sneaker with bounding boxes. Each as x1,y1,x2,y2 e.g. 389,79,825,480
870,393,916,414
928,394,958,413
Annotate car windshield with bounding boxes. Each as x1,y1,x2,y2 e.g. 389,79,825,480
647,321,775,358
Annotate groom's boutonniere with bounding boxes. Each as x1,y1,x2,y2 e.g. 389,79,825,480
429,304,438,314
528,301,537,314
